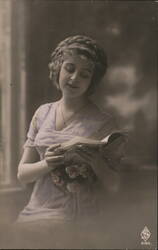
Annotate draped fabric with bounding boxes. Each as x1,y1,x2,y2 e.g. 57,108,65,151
17,101,117,223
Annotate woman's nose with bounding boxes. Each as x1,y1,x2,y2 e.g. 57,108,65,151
70,71,79,82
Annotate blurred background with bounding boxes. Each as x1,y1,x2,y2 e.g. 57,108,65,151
0,0,157,249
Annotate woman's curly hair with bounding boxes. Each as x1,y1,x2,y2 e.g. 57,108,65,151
48,35,108,94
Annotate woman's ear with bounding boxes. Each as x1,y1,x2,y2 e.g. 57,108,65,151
49,75,60,90
56,71,61,90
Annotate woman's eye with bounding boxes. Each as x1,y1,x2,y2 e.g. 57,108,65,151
80,71,91,79
64,64,75,73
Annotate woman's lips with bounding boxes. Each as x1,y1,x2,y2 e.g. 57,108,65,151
66,83,79,89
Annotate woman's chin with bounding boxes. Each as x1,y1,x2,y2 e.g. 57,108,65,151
62,90,84,99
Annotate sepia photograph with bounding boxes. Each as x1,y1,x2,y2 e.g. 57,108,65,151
0,0,157,249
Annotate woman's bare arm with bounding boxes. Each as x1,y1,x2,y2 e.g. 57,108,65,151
17,145,64,184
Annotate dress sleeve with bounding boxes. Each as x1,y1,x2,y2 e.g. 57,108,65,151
23,103,52,148
23,107,41,148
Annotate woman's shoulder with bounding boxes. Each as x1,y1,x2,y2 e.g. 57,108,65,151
36,102,54,111
88,102,119,133
35,101,58,115
87,101,114,122
33,101,58,123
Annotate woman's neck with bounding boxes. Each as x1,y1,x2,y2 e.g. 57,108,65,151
60,95,90,112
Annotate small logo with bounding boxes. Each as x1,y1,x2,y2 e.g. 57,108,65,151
140,226,151,245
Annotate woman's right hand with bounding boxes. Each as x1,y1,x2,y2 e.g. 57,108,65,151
45,144,65,169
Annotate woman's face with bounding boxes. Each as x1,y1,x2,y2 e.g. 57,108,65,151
58,52,94,98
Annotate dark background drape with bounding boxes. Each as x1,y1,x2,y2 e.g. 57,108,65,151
24,0,157,167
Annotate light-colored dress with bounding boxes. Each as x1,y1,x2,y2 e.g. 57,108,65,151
17,101,117,223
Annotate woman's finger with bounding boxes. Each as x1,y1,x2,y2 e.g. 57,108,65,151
45,151,64,157
46,155,65,163
47,144,61,151
54,147,66,154
45,151,55,157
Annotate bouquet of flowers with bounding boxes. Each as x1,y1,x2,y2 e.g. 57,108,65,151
50,132,128,193
50,143,97,193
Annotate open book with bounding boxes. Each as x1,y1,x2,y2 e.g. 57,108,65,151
56,132,127,149
50,132,128,192
54,132,128,169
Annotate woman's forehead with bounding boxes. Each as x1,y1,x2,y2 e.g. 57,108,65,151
63,50,94,69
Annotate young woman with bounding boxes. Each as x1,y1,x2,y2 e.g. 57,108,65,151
17,35,122,225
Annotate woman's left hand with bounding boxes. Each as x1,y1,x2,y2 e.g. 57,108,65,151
44,144,66,169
